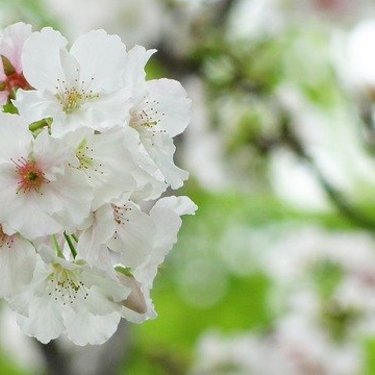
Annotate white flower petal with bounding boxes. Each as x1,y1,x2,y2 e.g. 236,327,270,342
70,29,127,92
4,196,63,239
18,295,65,344
145,78,191,137
77,205,116,267
64,310,121,346
46,168,93,232
0,113,33,161
141,131,188,189
22,27,67,91
0,235,36,297
33,130,76,178
152,196,198,216
108,201,156,268
124,45,156,89
13,89,63,125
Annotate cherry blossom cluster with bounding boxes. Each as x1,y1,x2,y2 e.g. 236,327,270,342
189,226,375,375
0,22,196,346
191,319,362,375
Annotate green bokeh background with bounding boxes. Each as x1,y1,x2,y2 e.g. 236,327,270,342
1,1,375,374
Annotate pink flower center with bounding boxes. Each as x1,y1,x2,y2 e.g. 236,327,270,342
13,157,49,193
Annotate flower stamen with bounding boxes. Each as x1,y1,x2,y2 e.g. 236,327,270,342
130,98,165,129
12,157,49,194
48,264,89,306
0,225,13,249
55,77,99,114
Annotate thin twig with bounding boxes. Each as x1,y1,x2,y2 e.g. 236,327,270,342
281,113,375,231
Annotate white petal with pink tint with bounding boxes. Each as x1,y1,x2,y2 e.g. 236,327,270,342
0,22,32,73
0,230,36,297
0,121,92,239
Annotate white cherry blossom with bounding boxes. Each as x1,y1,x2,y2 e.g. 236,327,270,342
9,243,130,346
77,196,197,322
120,196,197,322
14,27,129,137
129,78,191,189
77,198,157,269
63,127,138,210
0,113,92,239
0,22,194,346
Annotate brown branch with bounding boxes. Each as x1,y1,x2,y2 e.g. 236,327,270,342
36,321,131,375
37,341,71,375
280,113,375,231
214,0,238,27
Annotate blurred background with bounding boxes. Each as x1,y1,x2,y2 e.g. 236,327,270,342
4,0,375,374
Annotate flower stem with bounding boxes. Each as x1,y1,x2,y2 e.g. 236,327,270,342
63,232,77,259
29,118,51,133
51,234,63,257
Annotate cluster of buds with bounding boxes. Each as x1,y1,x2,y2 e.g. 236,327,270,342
0,22,196,345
